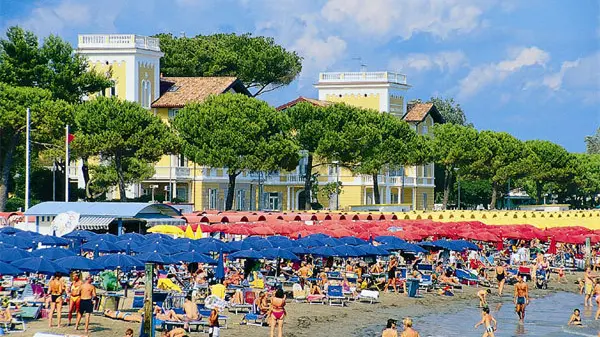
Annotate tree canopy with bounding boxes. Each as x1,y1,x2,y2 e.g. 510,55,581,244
73,97,177,201
156,33,302,96
173,93,299,210
586,127,600,154
523,140,575,203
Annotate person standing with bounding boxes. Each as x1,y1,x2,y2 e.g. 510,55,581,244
382,319,397,337
48,272,64,328
585,267,596,306
67,273,82,326
514,275,529,321
76,277,96,333
400,317,420,337
384,256,398,293
474,307,497,337
208,308,220,337
495,263,506,296
268,288,286,337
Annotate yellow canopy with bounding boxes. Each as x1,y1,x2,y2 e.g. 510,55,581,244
147,225,184,236
184,225,195,239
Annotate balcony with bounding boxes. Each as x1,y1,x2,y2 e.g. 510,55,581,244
318,71,407,85
152,166,192,180
78,34,161,52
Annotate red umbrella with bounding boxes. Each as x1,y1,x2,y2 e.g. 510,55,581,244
547,239,557,254
249,226,276,236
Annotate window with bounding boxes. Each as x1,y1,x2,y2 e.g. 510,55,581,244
146,82,152,108
298,156,308,176
422,125,429,135
167,85,180,92
236,190,246,211
141,80,151,108
389,167,404,176
208,188,218,210
176,186,188,202
267,192,280,211
422,193,428,210
423,164,430,177
177,154,187,167
168,108,180,119
328,164,339,176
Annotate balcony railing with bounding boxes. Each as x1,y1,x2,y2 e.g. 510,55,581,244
78,34,161,52
318,71,407,85
153,166,192,179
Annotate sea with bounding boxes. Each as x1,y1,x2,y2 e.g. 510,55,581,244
361,292,600,336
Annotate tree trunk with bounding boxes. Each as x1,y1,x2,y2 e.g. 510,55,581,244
81,156,91,200
0,135,18,211
372,173,380,205
303,154,313,210
225,172,238,211
115,156,127,202
536,181,543,204
490,183,498,210
442,167,452,210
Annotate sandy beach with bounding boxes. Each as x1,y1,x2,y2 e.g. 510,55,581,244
17,272,580,337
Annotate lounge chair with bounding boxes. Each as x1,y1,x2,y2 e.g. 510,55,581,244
292,283,307,303
357,290,379,304
455,269,478,287
327,285,346,307
228,290,253,314
419,274,433,291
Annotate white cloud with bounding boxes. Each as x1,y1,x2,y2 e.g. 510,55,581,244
292,34,347,79
389,51,467,73
321,0,487,40
541,60,580,91
458,46,549,98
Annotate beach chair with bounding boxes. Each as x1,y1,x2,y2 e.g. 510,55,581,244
518,266,532,281
292,283,307,303
327,285,346,307
419,274,433,291
307,294,326,305
242,303,267,327
416,264,433,273
228,290,253,314
456,269,478,287
357,290,379,304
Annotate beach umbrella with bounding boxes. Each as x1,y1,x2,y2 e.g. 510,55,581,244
312,246,338,257
265,236,296,248
196,241,231,254
339,237,368,246
134,243,180,255
0,227,22,235
171,251,216,264
451,240,480,251
173,241,201,252
144,233,175,241
0,235,35,249
260,248,299,261
63,230,97,240
355,244,390,256
288,245,312,255
228,249,264,259
11,257,68,275
54,256,103,271
375,236,406,245
249,226,276,236
215,251,225,281
0,248,32,262
333,245,366,257
31,248,76,260
94,233,119,242
147,225,184,236
95,254,145,270
115,239,140,253
81,240,122,253
0,261,22,275
119,233,145,242
379,242,426,253
135,252,175,265
295,237,323,248
36,235,71,247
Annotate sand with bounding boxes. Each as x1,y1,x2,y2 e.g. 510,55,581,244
18,273,580,337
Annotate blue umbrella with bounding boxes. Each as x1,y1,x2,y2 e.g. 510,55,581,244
36,235,70,246
0,227,22,235
228,249,264,259
0,261,22,275
295,237,323,248
305,233,331,240
450,240,480,251
375,236,406,245
31,248,76,260
355,244,390,256
288,245,312,255
119,233,145,242
0,248,32,262
63,230,97,240
11,257,68,275
173,241,201,252
321,237,344,246
171,251,216,264
95,254,144,270
260,248,299,261
0,235,35,249
312,246,338,257
215,251,224,281
339,237,368,246
81,240,122,253
144,233,174,241
94,233,119,242
134,243,180,255
135,252,175,265
420,240,454,250
54,256,103,271
333,245,365,257
226,241,243,252
115,240,141,252
265,236,296,248
197,241,231,254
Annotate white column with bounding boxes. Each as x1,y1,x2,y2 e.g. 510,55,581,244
412,187,417,210
286,186,291,211
172,182,177,199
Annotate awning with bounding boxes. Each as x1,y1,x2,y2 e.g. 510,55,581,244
76,216,115,230
138,214,185,227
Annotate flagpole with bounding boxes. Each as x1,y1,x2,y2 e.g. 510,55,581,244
65,125,69,202
25,108,30,211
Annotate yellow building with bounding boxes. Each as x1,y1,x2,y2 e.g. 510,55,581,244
74,34,440,211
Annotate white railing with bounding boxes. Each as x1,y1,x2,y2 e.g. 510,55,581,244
68,166,78,178
152,166,192,179
78,34,161,52
175,167,190,178
285,174,304,183
319,71,407,85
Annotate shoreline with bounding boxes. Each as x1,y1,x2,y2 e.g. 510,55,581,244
19,273,581,337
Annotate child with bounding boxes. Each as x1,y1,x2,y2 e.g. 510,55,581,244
474,307,497,337
568,308,582,326
208,308,220,337
124,328,134,337
477,289,492,307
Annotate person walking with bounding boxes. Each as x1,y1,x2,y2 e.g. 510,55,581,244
384,256,398,293
268,288,286,337
514,275,529,322
75,277,96,333
474,307,497,337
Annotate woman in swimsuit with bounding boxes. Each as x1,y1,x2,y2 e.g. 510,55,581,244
48,272,64,328
569,308,583,325
68,273,83,326
268,288,286,337
495,264,506,296
384,256,398,293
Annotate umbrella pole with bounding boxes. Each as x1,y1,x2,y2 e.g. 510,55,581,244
142,263,154,337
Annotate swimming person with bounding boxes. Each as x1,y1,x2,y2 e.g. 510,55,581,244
47,272,64,328
400,317,420,337
514,275,529,321
478,289,491,307
474,307,497,337
75,276,96,333
569,308,583,325
268,288,286,337
67,273,82,326
495,263,506,296
382,318,397,337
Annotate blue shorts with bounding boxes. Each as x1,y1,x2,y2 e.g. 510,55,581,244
517,297,526,305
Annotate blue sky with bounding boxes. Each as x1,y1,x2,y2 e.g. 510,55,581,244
1,0,599,152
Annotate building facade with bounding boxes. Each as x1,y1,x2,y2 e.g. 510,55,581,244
73,34,440,211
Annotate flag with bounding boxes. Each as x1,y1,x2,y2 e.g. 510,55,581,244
67,134,75,143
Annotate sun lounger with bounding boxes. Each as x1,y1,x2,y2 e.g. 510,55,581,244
357,290,379,304
307,294,326,305
243,312,266,326
292,283,307,303
327,285,346,307
419,274,433,291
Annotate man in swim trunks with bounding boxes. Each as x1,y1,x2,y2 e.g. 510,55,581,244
584,267,596,306
67,273,83,326
47,272,64,328
76,276,96,333
514,275,529,321
475,307,497,337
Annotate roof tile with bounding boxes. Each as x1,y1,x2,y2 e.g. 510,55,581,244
151,77,241,108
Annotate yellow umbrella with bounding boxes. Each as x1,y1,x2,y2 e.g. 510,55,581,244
194,226,203,239
184,225,195,239
147,225,184,236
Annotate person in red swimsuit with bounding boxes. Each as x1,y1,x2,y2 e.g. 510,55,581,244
268,289,286,337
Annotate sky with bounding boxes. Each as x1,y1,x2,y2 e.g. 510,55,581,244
1,0,599,152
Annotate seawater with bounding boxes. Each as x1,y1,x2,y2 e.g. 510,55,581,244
362,292,600,337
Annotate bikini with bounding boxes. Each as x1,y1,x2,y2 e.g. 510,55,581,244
270,299,286,320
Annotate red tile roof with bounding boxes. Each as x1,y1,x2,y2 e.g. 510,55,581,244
276,96,332,111
151,77,249,108
403,102,444,123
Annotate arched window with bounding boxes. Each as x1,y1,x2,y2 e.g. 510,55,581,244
146,81,152,108
141,80,150,108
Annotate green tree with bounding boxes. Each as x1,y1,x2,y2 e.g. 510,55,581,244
523,140,575,203
0,26,111,103
73,97,177,202
173,93,299,210
156,33,302,96
428,97,472,126
586,127,600,154
573,153,600,208
431,123,479,209
0,83,73,211
468,131,532,209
